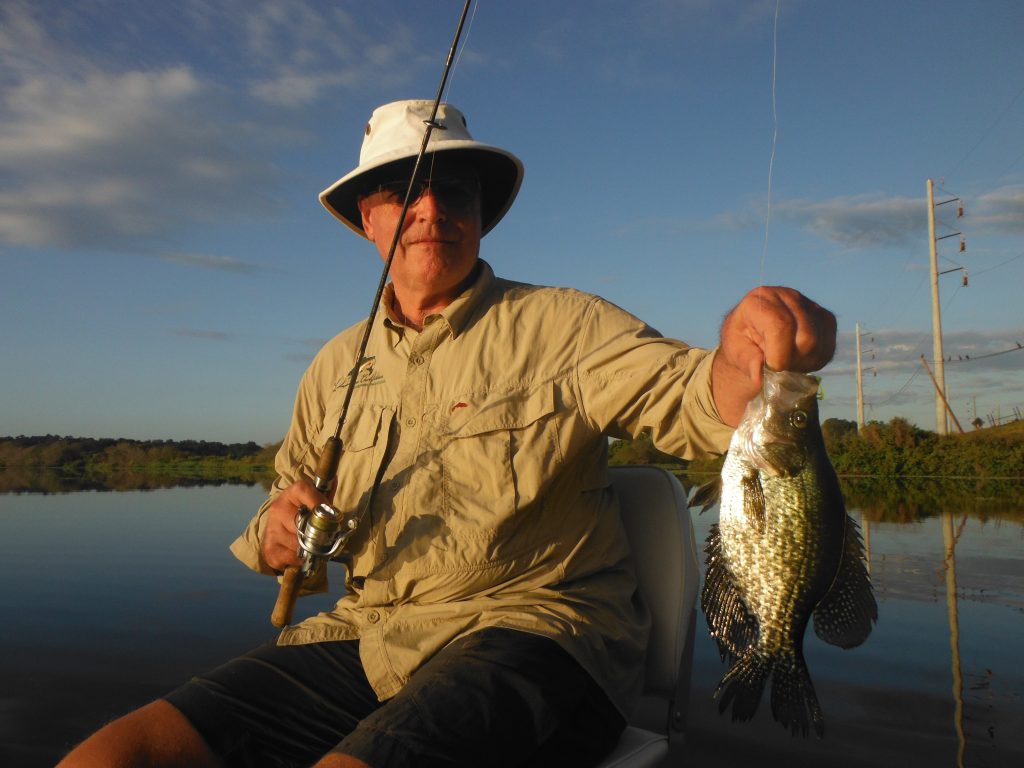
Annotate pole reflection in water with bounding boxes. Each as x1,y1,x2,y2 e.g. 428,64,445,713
861,512,871,575
942,511,965,768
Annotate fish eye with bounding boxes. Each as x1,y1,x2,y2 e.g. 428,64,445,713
790,409,809,429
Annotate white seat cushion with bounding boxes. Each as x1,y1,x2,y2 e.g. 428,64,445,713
594,726,668,767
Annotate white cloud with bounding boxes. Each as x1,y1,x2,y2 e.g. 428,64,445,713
830,326,1024,375
0,1,418,253
0,8,280,252
711,193,928,248
775,195,927,247
972,185,1024,233
710,183,1024,253
184,0,413,107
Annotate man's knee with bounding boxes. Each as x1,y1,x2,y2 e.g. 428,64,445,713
57,699,218,768
313,754,372,768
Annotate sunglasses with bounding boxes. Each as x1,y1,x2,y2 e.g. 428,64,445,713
371,177,480,210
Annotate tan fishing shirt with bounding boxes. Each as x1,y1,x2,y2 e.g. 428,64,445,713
231,260,732,716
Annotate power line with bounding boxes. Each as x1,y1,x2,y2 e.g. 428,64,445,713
870,362,925,408
943,81,1024,181
941,342,1024,365
972,250,1024,277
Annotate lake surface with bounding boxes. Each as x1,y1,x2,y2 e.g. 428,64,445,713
1,480,1022,767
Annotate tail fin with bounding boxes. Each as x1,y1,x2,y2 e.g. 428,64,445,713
770,654,824,738
714,649,771,724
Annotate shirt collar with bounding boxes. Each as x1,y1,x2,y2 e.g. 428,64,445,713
380,259,495,344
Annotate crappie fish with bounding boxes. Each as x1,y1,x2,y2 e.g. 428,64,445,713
696,369,876,737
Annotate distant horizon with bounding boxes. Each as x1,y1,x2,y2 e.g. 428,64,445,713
7,406,1020,448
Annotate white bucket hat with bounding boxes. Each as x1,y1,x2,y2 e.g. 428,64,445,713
320,99,524,238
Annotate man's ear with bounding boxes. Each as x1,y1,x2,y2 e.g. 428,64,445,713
358,197,375,240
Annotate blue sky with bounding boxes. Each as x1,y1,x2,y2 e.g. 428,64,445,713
2,0,1022,444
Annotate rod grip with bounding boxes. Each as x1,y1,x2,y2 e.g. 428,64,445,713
315,436,342,493
271,565,303,628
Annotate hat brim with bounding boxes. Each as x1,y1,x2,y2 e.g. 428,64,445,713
319,144,523,238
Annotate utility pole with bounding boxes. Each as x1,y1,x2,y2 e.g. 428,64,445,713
926,179,965,436
854,323,874,432
927,178,948,435
855,322,865,431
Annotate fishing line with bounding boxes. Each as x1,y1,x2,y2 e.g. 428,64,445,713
446,0,479,99
759,0,781,290
754,0,781,382
330,0,474,447
426,0,479,181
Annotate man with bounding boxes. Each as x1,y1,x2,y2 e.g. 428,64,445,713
61,100,836,768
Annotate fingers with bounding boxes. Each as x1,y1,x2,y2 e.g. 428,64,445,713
725,286,836,376
262,479,327,571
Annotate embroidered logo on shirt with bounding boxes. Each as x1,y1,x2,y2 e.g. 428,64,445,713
335,356,385,390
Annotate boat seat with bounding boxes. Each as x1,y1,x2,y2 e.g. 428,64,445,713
595,465,699,768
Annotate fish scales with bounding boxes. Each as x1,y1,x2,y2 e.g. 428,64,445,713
698,369,877,737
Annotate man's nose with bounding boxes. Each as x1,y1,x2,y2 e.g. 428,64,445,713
410,188,448,221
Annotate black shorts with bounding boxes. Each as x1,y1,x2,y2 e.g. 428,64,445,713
164,627,625,768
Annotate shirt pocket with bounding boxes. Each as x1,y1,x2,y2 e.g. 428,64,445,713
316,402,392,514
441,382,560,547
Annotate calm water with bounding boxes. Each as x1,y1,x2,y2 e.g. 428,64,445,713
1,481,1022,767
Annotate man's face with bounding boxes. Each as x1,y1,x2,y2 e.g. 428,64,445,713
358,163,482,300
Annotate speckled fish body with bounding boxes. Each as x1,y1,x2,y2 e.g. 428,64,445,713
700,369,876,737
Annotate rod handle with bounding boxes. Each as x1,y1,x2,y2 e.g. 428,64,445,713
314,436,342,494
271,565,303,628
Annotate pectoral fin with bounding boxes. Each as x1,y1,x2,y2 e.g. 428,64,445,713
742,473,767,532
689,475,722,513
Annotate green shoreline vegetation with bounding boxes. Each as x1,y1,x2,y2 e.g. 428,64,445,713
1,417,1022,497
607,416,1024,522
0,435,280,493
608,416,1024,479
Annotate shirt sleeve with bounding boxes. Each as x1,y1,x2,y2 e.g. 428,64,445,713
572,296,734,460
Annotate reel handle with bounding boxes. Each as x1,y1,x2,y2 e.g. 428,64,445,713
271,565,303,628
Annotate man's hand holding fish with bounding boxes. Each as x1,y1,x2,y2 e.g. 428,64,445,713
713,285,838,426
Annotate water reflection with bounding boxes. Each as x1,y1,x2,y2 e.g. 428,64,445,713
1,474,1022,767
680,473,1023,768
943,512,965,768
840,476,1024,523
0,466,273,494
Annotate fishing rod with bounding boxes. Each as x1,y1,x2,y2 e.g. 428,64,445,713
271,0,476,628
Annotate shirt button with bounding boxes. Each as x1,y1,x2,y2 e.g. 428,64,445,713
412,354,425,365
405,417,416,427
367,609,381,624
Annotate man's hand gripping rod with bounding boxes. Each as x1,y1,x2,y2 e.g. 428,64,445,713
270,436,356,628
269,0,474,629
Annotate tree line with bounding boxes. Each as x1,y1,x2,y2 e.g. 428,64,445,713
608,416,1024,480
0,435,279,472
4,416,1022,483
